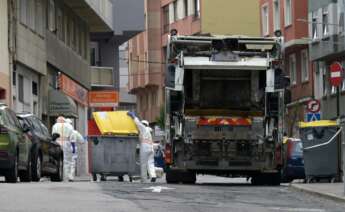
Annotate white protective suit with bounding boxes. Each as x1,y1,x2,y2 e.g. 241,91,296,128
133,117,156,182
52,117,75,181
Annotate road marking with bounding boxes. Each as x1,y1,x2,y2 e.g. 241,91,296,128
269,207,325,212
143,186,175,193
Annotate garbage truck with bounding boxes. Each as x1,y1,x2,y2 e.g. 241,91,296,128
164,35,290,185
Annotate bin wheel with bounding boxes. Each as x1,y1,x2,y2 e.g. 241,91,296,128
329,178,336,183
118,176,124,182
100,174,107,181
92,173,97,182
129,176,133,182
306,177,313,184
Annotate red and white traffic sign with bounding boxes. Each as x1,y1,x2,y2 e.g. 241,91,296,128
330,62,344,87
306,99,321,113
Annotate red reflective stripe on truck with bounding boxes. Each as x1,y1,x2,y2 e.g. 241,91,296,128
197,118,252,126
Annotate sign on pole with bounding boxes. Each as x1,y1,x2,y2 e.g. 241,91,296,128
306,99,321,113
329,62,343,87
306,113,321,122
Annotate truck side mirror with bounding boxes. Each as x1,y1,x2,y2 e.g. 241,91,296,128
166,64,176,88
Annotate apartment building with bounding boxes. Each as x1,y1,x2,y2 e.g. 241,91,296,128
128,0,261,123
259,0,311,136
308,0,345,120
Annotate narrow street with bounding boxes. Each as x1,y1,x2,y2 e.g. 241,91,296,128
0,176,344,212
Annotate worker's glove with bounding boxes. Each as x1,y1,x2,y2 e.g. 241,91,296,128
127,111,136,119
71,143,76,154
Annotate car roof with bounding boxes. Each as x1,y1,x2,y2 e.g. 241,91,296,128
17,113,35,118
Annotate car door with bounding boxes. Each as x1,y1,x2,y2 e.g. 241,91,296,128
29,117,51,172
37,119,60,172
6,110,29,170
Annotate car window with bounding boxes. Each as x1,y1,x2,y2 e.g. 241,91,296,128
38,119,49,137
9,110,22,129
30,117,44,135
5,109,18,130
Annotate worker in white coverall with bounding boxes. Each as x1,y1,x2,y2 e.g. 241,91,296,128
51,116,76,182
127,112,157,183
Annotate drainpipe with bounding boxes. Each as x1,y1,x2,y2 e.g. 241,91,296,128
7,0,17,108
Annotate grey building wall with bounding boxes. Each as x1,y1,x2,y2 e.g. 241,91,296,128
309,0,337,12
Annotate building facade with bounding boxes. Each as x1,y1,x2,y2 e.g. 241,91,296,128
259,0,312,137
128,0,261,123
308,0,345,120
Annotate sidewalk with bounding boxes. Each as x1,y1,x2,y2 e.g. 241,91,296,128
291,182,345,202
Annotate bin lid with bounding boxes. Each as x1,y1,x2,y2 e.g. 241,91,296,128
299,120,338,128
93,111,139,135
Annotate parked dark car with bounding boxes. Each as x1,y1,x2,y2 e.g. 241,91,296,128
17,113,63,182
0,104,32,183
281,138,305,183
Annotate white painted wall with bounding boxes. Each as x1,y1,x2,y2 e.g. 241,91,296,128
0,1,10,102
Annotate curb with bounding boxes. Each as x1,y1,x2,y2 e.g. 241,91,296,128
290,184,345,203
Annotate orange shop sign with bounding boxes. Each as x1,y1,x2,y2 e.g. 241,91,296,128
59,74,88,106
89,90,119,107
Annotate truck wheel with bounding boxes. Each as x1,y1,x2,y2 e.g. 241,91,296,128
5,155,18,183
270,172,281,186
92,173,98,181
166,170,179,184
182,171,196,184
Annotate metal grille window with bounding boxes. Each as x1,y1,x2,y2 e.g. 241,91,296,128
56,7,64,41
194,0,200,17
27,0,35,30
20,0,27,25
35,0,44,36
184,0,188,17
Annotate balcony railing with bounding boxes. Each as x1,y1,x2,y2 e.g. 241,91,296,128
91,66,114,87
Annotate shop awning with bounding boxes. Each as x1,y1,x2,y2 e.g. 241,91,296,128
48,89,78,118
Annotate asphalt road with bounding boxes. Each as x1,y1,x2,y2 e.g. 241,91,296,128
0,176,344,212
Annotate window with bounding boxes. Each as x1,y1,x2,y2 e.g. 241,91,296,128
320,62,328,96
184,0,188,18
35,0,44,36
32,81,38,96
312,12,318,39
75,25,80,54
56,7,64,41
273,0,280,30
64,14,69,45
27,0,35,30
163,5,169,33
70,19,75,49
20,0,27,25
194,0,200,17
289,54,297,85
322,7,329,36
18,75,24,103
339,11,344,34
173,1,178,21
284,0,292,26
48,0,56,32
12,71,16,86
261,5,269,36
301,50,309,82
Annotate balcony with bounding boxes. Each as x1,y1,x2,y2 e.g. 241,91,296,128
63,0,113,32
91,66,114,87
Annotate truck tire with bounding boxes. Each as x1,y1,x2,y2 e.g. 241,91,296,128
166,169,179,184
270,172,281,186
182,171,196,184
